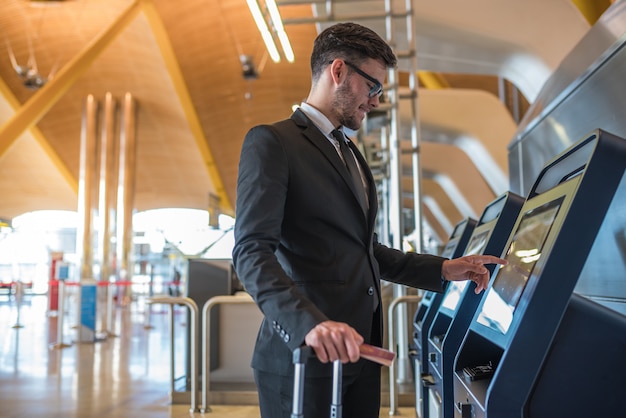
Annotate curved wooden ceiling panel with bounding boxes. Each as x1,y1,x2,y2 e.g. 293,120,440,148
0,134,76,217
0,0,601,224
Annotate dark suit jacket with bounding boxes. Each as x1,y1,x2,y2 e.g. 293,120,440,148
232,109,447,377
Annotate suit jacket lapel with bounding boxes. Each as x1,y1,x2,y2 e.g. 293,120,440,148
292,110,371,221
293,110,343,170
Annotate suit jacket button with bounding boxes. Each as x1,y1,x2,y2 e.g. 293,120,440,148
284,335,290,343
368,286,374,296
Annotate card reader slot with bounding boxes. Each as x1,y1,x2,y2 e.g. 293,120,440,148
462,361,495,381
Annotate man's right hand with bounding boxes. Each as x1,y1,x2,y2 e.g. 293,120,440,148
304,320,364,363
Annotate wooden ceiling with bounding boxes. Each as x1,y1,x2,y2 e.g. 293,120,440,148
0,0,602,240
0,0,317,220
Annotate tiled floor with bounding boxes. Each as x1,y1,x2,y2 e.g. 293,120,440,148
0,292,416,418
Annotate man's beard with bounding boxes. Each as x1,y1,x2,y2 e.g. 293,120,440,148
332,82,361,131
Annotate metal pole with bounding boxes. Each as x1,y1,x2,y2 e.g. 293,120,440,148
169,303,175,396
381,0,414,386
404,0,423,254
11,281,24,329
147,296,200,413
50,280,71,349
293,361,306,417
106,282,117,336
331,359,343,418
143,292,153,330
388,295,423,415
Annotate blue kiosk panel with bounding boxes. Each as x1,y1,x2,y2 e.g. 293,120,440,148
452,129,626,417
412,217,476,418
424,192,524,418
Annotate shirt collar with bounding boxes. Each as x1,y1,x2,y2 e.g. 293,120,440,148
299,102,338,138
298,102,360,140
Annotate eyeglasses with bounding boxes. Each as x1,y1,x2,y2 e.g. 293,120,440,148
329,60,384,98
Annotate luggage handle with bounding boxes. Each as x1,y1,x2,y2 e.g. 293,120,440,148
292,346,343,418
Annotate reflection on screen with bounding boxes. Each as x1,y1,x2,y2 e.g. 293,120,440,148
465,230,489,257
477,198,563,334
440,241,456,259
441,281,468,311
440,231,489,312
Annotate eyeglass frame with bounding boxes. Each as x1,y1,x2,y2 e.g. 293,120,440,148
328,60,384,98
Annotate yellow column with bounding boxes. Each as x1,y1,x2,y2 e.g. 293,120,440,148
98,93,119,333
98,93,119,284
115,93,137,306
76,95,100,282
75,95,100,343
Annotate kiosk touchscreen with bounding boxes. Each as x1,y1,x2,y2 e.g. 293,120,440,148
424,192,524,418
412,217,476,418
452,129,626,417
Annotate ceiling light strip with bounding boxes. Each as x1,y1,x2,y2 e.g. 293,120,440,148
265,0,294,63
246,0,281,63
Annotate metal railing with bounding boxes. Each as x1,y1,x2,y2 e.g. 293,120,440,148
387,294,422,415
147,291,420,414
200,293,255,413
146,296,200,413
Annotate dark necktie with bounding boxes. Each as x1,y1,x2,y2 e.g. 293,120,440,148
331,129,368,214
332,129,378,311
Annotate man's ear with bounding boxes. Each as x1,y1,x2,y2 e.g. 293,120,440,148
328,59,347,86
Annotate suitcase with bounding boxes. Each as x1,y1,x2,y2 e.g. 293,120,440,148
291,346,343,418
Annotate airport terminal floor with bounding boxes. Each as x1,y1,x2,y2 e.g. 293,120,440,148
0,292,414,418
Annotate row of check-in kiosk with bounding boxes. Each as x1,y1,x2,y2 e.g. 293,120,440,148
410,129,626,418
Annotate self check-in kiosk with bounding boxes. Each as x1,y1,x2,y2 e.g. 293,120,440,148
424,192,524,418
452,129,626,417
412,218,477,418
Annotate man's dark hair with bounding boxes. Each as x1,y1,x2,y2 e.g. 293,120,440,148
310,22,398,82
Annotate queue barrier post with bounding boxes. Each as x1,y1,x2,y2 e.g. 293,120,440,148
147,296,200,413
11,281,25,329
388,294,423,416
50,280,72,349
200,293,255,413
98,281,118,338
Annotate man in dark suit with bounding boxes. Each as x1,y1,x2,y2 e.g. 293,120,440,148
232,22,506,417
